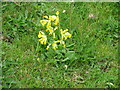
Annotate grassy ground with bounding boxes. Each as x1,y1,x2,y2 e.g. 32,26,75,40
1,2,119,88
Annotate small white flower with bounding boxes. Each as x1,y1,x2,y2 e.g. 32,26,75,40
88,13,95,19
64,65,68,69
106,82,114,86
70,0,74,2
63,10,66,13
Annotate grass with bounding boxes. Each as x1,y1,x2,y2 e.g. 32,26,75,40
1,2,119,88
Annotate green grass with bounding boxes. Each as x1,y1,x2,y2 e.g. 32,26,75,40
2,2,119,88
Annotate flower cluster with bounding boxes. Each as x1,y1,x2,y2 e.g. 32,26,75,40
38,11,72,50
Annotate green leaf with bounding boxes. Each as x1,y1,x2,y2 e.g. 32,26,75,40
65,51,77,60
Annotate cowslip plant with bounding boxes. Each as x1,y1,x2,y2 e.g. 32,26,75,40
38,11,72,50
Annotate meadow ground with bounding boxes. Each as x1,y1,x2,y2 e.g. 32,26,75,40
1,2,119,88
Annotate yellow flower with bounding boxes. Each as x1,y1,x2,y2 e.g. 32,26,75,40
54,40,61,43
60,40,66,48
49,15,57,21
56,11,59,15
38,36,47,45
46,46,49,50
54,16,59,25
46,25,54,35
56,16,59,20
47,20,51,26
54,20,59,25
49,29,53,35
52,43,58,50
60,29,72,40
54,26,58,30
46,44,51,50
39,11,72,50
43,16,48,19
51,40,61,50
38,31,47,45
64,32,72,40
38,31,43,38
61,29,68,34
40,20,48,26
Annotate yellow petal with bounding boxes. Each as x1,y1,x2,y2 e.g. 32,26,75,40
43,16,48,19
56,11,59,15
